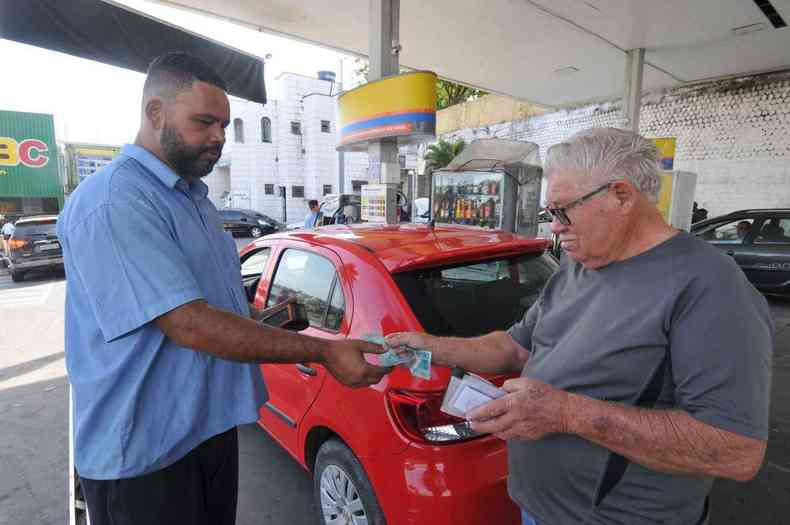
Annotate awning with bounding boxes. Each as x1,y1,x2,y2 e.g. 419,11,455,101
0,0,266,104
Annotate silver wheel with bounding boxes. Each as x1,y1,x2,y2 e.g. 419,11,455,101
250,226,263,238
320,465,368,525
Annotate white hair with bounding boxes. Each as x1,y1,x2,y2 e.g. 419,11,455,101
544,127,661,203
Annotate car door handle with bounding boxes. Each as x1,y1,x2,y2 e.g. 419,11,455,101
296,363,317,376
726,250,735,256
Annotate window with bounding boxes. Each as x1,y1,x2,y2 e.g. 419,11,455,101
264,184,275,195
698,218,755,244
325,280,346,331
219,210,243,221
292,186,305,198
241,248,272,278
351,180,368,192
261,117,272,143
323,185,332,196
266,249,344,329
233,118,245,143
291,121,301,135
754,217,790,244
398,154,406,169
240,247,271,302
321,120,331,133
393,254,557,338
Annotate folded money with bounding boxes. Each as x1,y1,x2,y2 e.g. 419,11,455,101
363,334,433,380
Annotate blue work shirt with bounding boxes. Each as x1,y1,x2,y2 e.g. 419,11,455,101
304,211,318,229
58,144,267,480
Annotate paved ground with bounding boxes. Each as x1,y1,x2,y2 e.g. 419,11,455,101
0,249,788,524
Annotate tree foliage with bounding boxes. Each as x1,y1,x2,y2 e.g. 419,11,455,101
424,139,465,171
354,59,486,110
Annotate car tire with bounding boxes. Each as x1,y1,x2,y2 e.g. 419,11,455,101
11,270,25,283
250,226,263,238
313,439,386,525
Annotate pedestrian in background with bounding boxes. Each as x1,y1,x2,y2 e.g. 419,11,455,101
57,52,389,525
1,216,15,258
304,199,320,229
388,127,772,525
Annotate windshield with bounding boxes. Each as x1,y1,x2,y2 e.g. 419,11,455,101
393,253,557,337
14,220,57,237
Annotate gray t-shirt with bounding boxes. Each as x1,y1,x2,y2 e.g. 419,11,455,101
507,232,773,525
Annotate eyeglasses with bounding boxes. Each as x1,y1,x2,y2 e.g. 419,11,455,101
543,183,612,226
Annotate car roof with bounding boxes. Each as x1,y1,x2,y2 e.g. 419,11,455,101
15,215,58,224
692,208,790,230
262,223,549,273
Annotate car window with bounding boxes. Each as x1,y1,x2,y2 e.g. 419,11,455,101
13,220,57,237
324,281,346,331
754,218,790,244
267,249,340,328
697,218,755,244
393,253,557,338
241,248,271,278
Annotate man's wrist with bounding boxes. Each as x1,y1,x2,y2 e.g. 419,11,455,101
561,391,588,436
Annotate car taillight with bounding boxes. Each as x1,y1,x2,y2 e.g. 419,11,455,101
8,239,27,250
386,390,481,444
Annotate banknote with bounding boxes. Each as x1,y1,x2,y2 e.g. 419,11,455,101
362,334,432,379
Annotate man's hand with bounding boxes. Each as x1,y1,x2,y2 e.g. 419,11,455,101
467,377,571,441
385,332,452,366
322,339,391,388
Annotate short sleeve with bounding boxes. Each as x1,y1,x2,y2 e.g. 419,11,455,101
670,266,773,440
507,301,539,351
66,202,204,342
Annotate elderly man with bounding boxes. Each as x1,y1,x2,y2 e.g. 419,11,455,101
58,52,389,525
387,127,772,525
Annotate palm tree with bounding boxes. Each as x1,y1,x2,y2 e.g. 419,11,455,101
423,139,465,171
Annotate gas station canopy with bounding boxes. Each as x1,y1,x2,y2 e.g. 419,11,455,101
0,0,267,104
160,0,790,107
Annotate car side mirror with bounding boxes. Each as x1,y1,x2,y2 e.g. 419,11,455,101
254,298,310,332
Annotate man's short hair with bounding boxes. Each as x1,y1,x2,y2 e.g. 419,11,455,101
143,52,227,100
308,200,319,208
545,127,661,203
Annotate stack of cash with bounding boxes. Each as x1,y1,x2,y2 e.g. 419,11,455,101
363,334,432,380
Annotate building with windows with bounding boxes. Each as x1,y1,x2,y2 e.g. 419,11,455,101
204,72,419,223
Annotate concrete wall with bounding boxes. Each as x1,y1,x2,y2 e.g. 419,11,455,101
439,72,790,217
437,93,548,135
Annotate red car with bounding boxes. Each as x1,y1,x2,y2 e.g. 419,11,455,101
239,223,556,525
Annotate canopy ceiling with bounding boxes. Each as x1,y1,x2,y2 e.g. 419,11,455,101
156,0,790,107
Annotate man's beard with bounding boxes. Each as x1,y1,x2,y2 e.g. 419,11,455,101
160,123,221,179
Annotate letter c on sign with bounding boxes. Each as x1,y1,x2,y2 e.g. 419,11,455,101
19,139,49,168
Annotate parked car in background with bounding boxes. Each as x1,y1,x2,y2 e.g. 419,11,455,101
691,208,790,297
6,215,63,282
239,224,556,525
218,208,282,238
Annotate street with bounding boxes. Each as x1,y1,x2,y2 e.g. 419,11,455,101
0,246,789,525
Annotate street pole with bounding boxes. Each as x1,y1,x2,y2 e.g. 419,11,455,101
622,48,645,132
368,0,401,224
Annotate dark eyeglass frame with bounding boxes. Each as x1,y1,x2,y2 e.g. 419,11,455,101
544,183,612,226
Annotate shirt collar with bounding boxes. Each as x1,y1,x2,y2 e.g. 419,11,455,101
121,144,210,200
121,144,181,189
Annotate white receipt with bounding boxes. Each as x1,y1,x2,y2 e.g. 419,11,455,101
453,385,496,413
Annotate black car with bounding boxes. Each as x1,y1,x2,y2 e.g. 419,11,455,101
691,208,790,297
7,215,63,282
217,209,281,238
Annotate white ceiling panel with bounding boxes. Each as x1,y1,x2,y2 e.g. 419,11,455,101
159,0,790,106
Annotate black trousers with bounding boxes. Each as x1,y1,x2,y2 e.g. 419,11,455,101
81,427,238,525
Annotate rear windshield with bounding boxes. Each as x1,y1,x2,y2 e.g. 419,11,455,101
14,220,57,237
393,253,557,337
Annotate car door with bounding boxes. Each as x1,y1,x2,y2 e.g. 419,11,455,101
742,215,790,292
694,215,756,270
254,241,350,452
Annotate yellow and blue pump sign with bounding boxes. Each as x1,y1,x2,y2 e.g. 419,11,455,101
337,71,437,151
